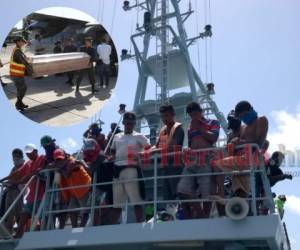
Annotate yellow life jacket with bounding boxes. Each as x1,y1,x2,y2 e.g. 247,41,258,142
10,47,25,78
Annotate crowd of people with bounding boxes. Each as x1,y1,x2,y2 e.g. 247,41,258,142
0,100,293,238
7,34,114,112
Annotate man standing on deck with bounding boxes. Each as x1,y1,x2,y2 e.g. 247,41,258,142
81,138,114,225
9,36,33,111
52,149,91,228
177,102,220,218
40,135,67,229
4,149,25,234
110,112,151,223
76,37,98,93
213,101,268,198
154,105,184,203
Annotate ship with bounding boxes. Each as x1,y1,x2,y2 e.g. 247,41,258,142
0,1,291,249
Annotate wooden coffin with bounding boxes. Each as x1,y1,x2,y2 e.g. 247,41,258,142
28,52,91,77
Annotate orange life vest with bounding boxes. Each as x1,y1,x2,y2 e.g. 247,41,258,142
157,122,182,149
60,164,91,201
9,47,25,78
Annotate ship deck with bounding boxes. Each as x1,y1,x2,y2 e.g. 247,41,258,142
12,214,286,250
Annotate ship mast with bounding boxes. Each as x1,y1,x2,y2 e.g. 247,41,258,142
122,0,228,143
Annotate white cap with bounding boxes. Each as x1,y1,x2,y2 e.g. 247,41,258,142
24,143,37,154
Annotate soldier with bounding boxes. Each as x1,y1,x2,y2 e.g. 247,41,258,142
76,37,98,93
9,36,33,111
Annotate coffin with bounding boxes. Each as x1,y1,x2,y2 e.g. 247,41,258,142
28,52,91,77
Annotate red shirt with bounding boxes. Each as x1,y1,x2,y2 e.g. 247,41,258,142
188,118,220,147
18,155,46,203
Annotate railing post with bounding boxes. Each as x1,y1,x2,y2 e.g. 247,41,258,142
89,171,97,226
46,180,56,230
153,154,158,223
31,177,40,231
249,145,257,216
250,169,257,216
124,201,128,224
260,155,275,213
41,171,51,230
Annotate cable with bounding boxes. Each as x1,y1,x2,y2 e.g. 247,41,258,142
204,0,209,83
195,0,201,77
101,0,105,23
110,0,117,35
97,0,101,22
136,0,140,27
129,18,134,53
208,0,213,83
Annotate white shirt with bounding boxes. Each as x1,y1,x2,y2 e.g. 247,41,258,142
97,43,112,65
111,131,150,166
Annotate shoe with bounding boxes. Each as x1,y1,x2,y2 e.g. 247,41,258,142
21,103,29,109
75,84,80,92
15,103,24,112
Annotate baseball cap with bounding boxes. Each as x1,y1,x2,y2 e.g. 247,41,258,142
53,149,65,161
40,135,56,147
12,148,23,157
13,36,27,43
123,112,136,123
24,144,37,154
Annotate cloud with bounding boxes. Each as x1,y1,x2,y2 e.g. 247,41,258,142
60,137,79,151
268,109,300,152
285,195,300,216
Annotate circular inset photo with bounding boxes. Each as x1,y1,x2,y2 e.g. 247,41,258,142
0,7,118,126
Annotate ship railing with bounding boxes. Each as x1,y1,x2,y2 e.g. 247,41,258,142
0,143,275,233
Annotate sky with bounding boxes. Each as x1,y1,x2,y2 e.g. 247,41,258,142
0,0,300,248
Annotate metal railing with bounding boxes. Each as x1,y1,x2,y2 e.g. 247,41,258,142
0,144,275,234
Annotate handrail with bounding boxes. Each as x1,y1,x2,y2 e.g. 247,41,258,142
32,143,273,226
45,168,264,193
0,143,275,235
